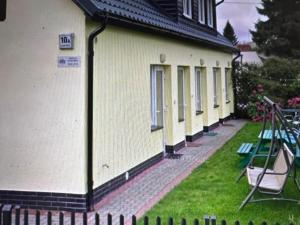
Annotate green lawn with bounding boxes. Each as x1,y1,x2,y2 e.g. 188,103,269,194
143,122,300,225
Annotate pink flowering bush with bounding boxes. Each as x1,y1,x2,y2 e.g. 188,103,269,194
247,84,267,122
288,97,300,108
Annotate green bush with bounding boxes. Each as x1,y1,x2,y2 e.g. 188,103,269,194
232,57,300,119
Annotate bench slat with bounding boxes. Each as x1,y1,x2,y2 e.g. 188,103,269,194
237,143,253,155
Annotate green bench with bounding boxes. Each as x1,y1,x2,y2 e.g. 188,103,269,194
237,143,254,155
296,148,300,158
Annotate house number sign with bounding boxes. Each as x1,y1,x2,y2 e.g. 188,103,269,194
59,33,74,49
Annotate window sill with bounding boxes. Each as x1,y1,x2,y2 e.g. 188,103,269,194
178,119,185,123
183,14,193,20
226,100,231,104
151,126,163,132
196,111,204,116
197,21,206,26
214,104,220,109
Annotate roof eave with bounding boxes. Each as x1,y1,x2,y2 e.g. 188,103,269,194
74,1,238,53
99,13,238,53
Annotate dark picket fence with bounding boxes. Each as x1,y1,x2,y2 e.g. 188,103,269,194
0,205,293,225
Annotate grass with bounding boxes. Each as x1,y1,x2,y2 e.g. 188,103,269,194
142,122,300,225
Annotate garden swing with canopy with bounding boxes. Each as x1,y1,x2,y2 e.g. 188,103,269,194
238,97,300,210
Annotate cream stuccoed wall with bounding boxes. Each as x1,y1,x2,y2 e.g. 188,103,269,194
0,0,87,194
89,23,233,187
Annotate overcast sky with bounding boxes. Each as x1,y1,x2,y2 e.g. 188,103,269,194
217,0,265,43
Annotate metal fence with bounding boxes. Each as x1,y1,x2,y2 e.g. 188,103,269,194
0,205,293,225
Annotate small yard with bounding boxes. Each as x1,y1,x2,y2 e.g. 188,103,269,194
143,122,300,225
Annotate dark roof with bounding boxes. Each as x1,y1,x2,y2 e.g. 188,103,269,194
74,0,237,52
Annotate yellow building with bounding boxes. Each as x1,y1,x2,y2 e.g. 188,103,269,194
0,0,236,211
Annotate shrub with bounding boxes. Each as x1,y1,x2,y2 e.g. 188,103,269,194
232,57,300,119
288,97,300,108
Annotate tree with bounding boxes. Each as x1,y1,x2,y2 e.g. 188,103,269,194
251,0,300,59
223,20,239,46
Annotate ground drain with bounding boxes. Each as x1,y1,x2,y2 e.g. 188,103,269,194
204,132,218,136
166,153,183,159
222,123,235,127
187,142,202,147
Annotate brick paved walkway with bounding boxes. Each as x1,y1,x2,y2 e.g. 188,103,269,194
9,120,246,225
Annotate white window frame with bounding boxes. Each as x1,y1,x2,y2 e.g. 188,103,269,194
207,0,214,27
151,66,164,128
198,0,205,24
213,68,218,107
183,0,192,18
195,68,202,114
225,69,230,102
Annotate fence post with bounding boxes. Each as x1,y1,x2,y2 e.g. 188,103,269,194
47,211,52,225
83,213,87,225
156,217,161,225
107,214,112,225
24,210,28,225
144,217,149,225
193,218,199,225
59,212,64,225
132,215,136,225
15,207,20,225
204,215,210,225
36,211,40,225
71,212,75,225
0,204,3,225
168,217,173,225
181,218,186,225
120,215,124,225
95,213,100,225
210,216,216,225
2,205,12,225
221,220,226,225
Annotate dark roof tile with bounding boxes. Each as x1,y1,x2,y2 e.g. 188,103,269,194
79,0,236,50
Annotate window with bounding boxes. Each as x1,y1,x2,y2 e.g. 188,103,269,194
198,0,205,24
207,0,214,27
195,68,202,114
178,67,185,122
225,69,230,102
183,0,192,18
151,66,164,130
213,68,218,107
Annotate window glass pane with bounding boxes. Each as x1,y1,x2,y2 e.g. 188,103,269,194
213,69,218,106
178,68,185,121
207,0,214,27
225,69,230,101
183,0,187,14
183,0,191,16
151,67,164,128
151,69,157,126
195,68,202,112
156,71,163,127
199,0,205,23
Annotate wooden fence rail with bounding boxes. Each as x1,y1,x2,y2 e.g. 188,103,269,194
0,204,294,225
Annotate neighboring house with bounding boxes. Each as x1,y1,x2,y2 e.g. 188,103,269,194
238,43,263,65
0,0,236,211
